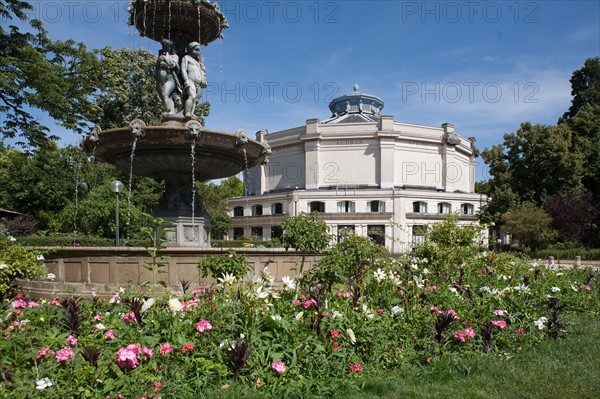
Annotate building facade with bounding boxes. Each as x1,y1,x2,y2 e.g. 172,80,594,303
228,86,486,253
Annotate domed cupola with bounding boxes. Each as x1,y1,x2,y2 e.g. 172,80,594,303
324,84,384,123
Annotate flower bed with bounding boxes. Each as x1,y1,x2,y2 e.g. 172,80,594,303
1,249,598,398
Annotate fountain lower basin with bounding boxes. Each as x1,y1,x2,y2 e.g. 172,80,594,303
82,124,269,247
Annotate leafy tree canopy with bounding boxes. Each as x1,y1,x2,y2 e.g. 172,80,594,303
0,0,102,147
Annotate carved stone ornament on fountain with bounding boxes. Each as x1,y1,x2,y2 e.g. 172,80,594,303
80,0,270,247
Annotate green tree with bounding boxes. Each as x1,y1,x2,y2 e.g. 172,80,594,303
280,212,331,272
501,204,558,251
0,0,102,147
480,122,584,222
562,57,600,122
196,176,243,240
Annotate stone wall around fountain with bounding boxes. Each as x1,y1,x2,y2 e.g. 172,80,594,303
17,247,324,299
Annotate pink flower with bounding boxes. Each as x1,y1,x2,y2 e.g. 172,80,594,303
55,347,75,362
12,299,27,308
333,342,340,350
125,343,142,355
116,347,139,369
94,313,102,321
122,312,137,325
36,347,55,359
159,343,174,356
454,326,476,342
191,288,206,296
105,329,116,340
153,382,163,392
271,360,286,373
491,320,507,329
493,309,508,316
48,299,61,306
425,285,437,292
303,298,317,309
182,343,194,353
66,335,78,347
195,320,213,333
516,328,526,336
429,306,440,313
348,363,362,373
330,329,340,339
27,301,40,308
142,347,154,358
582,285,591,292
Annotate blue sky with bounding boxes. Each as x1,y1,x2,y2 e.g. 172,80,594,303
8,1,600,181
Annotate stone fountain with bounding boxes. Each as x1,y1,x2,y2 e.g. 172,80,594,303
81,0,271,247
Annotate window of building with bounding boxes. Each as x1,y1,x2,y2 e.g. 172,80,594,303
337,225,355,242
233,227,244,240
271,203,283,215
367,225,385,246
461,203,474,215
309,201,325,213
233,206,244,217
368,200,386,213
437,202,452,214
412,225,427,245
271,225,283,239
337,201,355,213
251,226,263,239
252,204,263,216
412,201,427,213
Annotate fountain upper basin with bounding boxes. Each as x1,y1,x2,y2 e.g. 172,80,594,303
82,125,268,181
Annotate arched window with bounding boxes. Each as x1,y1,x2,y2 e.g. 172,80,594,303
437,202,452,214
233,206,244,217
368,201,386,213
412,201,427,213
309,201,325,213
337,201,355,213
252,205,263,216
271,203,283,215
461,203,474,215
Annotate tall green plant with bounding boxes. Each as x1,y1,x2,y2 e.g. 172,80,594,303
139,213,174,288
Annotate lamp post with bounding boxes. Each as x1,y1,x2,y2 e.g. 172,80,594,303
110,180,124,246
292,194,299,216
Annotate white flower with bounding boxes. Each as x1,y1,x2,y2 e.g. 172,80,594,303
141,298,155,312
282,276,296,291
8,236,16,242
254,285,270,299
36,377,53,390
346,328,356,344
551,287,561,293
36,255,45,261
47,273,56,281
534,316,548,330
260,266,274,283
118,287,125,293
94,323,106,330
0,264,7,270
362,304,374,319
391,306,404,317
218,272,236,285
168,297,183,312
570,284,578,292
373,268,386,283
422,268,430,275
271,315,282,321
410,262,419,271
331,310,343,319
295,311,304,320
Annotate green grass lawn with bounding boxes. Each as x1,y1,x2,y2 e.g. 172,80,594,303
205,315,600,399
345,315,600,399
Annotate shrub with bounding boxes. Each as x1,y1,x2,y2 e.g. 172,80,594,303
0,237,46,298
198,250,250,279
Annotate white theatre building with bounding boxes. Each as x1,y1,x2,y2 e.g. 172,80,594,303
227,86,485,253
